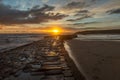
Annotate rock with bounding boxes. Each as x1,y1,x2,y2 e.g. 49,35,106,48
31,64,41,69
41,66,62,71
42,75,64,80
42,64,61,68
63,70,72,77
45,70,62,75
43,61,61,65
62,67,70,70
30,75,45,80
64,77,75,80
0,77,3,80
60,56,65,62
4,76,16,80
45,56,60,61
61,62,68,68
46,51,58,56
14,70,22,77
30,72,45,76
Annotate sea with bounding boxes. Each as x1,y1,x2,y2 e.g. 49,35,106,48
0,34,45,52
76,34,120,41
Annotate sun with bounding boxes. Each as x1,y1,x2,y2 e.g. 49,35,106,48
45,27,62,35
51,28,62,35
53,29,59,33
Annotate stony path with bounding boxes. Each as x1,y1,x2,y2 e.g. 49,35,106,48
1,37,75,80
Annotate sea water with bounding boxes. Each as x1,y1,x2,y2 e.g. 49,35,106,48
0,34,44,52
76,34,120,41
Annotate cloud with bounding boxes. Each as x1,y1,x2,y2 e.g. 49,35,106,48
30,4,55,13
0,4,68,24
0,3,29,24
91,0,98,3
42,0,49,3
63,0,98,10
77,10,89,13
67,14,92,22
64,1,86,10
73,21,99,25
74,10,90,16
107,8,120,14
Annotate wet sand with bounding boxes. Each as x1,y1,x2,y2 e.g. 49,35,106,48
66,40,120,80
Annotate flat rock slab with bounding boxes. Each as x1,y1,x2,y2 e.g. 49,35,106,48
45,56,60,61
45,69,62,75
64,77,75,80
41,66,62,70
30,72,45,76
63,70,73,77
14,70,23,77
61,62,68,68
31,64,41,69
62,67,70,70
30,75,45,80
42,64,61,68
42,75,64,80
43,61,61,65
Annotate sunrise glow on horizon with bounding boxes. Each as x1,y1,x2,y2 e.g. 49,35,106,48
0,0,119,34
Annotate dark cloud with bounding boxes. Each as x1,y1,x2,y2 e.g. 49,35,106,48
30,4,55,13
74,10,89,16
63,0,98,10
64,1,86,9
73,21,99,25
91,0,97,2
0,3,29,24
30,5,41,10
77,10,89,13
67,15,92,22
107,8,120,14
0,4,68,24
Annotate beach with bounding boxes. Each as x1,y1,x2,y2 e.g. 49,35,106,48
65,40,120,80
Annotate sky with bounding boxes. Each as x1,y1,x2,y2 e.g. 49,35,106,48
0,0,120,33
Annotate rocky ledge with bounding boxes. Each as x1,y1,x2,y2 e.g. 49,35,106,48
0,36,84,80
